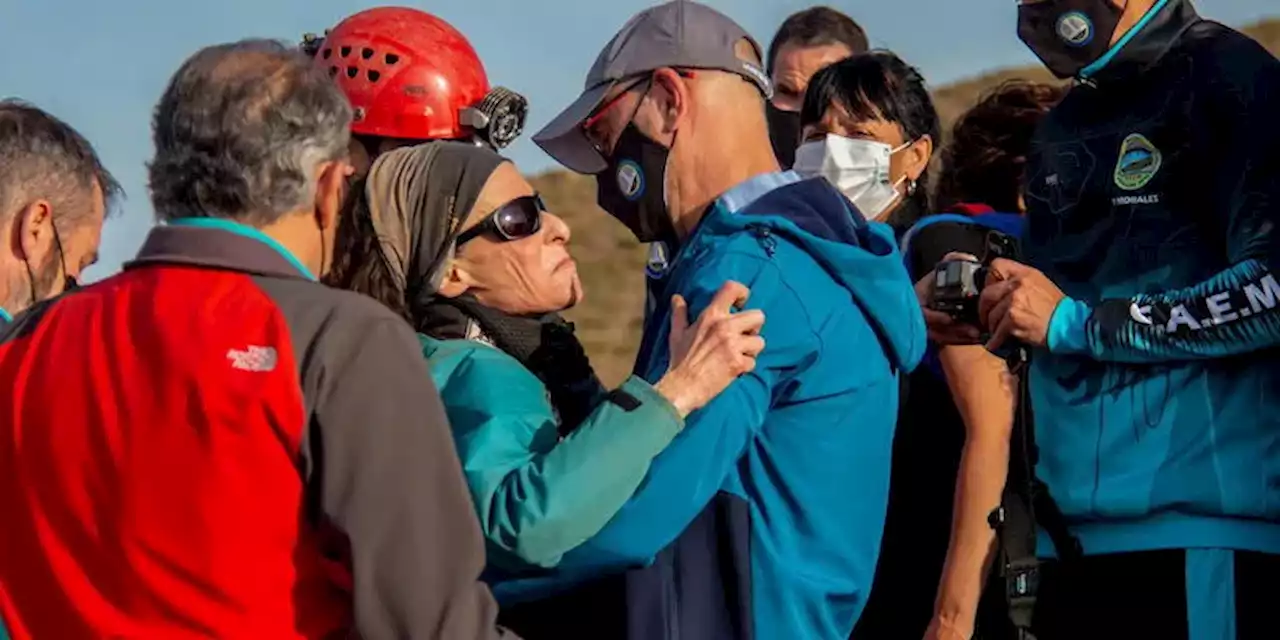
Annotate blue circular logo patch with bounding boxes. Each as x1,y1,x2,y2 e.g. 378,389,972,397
616,160,645,202
645,241,671,279
1056,11,1094,48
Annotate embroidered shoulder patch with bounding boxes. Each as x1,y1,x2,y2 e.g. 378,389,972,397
1114,133,1162,191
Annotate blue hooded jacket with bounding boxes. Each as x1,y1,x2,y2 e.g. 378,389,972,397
495,172,926,640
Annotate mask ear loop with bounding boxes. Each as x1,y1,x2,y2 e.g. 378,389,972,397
880,139,918,221
890,136,924,196
51,221,73,290
22,215,73,308
22,255,37,310
319,224,328,281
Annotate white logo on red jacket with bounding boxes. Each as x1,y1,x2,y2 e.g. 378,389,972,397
227,345,278,372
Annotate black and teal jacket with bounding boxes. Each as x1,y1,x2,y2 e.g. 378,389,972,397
1025,0,1280,557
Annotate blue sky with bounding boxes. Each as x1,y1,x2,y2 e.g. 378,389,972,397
1,0,1275,280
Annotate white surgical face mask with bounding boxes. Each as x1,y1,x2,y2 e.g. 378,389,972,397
794,134,911,221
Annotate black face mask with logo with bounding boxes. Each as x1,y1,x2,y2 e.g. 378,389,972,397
1017,0,1124,79
596,122,677,244
766,103,803,169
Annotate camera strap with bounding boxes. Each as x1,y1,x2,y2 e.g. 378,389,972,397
991,349,1082,639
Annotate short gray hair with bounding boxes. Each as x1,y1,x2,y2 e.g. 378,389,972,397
0,100,122,229
147,39,352,226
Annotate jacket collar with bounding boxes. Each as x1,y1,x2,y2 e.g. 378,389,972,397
1080,0,1201,84
125,218,315,281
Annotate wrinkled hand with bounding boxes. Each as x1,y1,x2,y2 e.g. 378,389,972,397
655,281,766,418
917,252,983,345
979,258,1066,351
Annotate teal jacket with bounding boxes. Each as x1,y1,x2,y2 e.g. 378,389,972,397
420,335,685,571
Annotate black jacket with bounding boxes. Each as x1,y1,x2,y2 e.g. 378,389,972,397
1025,0,1280,355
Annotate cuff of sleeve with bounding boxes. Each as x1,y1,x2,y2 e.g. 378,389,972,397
618,376,686,433
1047,297,1092,355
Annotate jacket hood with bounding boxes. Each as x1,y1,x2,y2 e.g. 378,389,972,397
699,176,926,371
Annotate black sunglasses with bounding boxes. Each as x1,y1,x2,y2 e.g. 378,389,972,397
456,194,546,246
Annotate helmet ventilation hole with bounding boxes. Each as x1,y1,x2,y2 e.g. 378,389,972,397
328,66,338,77
367,70,381,83
321,48,332,60
346,66,358,79
384,53,400,65
361,47,374,60
340,46,352,57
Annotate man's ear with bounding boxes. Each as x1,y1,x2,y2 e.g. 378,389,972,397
315,159,354,231
905,134,934,183
15,199,55,264
435,258,471,299
649,68,689,135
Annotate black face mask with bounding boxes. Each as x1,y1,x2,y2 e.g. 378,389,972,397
596,122,677,244
766,103,803,169
1017,0,1124,79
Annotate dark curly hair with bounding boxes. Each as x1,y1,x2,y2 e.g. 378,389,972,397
934,80,1066,214
324,180,413,324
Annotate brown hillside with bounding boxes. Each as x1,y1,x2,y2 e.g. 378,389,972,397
535,18,1279,387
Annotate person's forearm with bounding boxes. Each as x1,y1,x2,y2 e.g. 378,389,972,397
1048,259,1280,363
932,432,1008,635
931,345,1015,637
476,376,683,569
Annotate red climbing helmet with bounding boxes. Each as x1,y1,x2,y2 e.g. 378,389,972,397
302,7,527,149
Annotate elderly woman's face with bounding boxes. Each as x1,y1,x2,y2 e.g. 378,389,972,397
449,163,583,314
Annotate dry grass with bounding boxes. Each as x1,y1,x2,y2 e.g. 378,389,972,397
536,19,1279,387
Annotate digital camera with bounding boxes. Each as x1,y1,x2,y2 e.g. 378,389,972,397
929,228,1020,327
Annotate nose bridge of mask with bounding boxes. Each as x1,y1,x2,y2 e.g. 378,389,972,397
793,133,913,222
823,135,893,183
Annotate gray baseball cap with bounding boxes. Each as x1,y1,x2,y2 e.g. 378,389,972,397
533,0,772,174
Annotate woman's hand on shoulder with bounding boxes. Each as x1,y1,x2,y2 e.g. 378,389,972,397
654,281,765,418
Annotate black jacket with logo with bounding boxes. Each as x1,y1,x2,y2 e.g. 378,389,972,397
1022,0,1280,560
1025,0,1280,354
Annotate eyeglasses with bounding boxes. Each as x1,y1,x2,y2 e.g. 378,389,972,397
456,194,546,246
580,70,697,158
